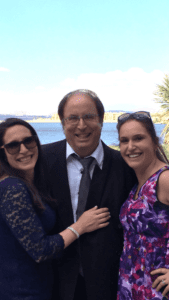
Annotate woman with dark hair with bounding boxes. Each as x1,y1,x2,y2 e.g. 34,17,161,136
0,118,110,300
116,112,169,300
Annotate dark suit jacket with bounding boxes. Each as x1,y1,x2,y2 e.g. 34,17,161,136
42,139,136,300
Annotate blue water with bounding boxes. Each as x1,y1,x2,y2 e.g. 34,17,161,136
30,122,166,146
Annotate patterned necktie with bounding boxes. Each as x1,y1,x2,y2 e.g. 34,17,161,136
72,154,94,220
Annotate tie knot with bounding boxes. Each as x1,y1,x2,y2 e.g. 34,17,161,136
79,157,95,169
72,154,94,170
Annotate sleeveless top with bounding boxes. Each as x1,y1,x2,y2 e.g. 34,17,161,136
117,166,169,300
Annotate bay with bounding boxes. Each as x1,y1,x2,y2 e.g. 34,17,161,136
30,122,166,146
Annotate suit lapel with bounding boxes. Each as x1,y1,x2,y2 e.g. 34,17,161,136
86,142,111,209
48,140,74,226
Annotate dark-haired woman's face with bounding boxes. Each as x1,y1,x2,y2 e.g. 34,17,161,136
119,120,157,172
3,125,38,179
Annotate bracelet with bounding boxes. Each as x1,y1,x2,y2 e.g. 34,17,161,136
67,227,80,238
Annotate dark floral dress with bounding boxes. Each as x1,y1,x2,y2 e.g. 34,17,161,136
117,166,169,300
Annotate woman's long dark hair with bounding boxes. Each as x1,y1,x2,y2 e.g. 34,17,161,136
0,118,55,211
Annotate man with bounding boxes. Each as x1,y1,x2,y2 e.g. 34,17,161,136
42,89,136,300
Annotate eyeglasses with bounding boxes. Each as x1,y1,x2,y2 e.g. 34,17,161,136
63,114,99,125
1,136,38,155
118,111,151,123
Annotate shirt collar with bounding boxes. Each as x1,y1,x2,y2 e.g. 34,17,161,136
66,139,104,169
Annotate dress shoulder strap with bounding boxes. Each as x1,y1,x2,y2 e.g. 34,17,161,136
155,165,169,178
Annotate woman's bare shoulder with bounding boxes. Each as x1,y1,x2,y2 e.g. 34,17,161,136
158,169,169,185
158,168,169,205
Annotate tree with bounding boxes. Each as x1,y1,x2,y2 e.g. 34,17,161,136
154,74,169,157
154,74,169,110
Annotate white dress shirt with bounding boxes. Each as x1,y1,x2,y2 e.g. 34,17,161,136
66,140,104,222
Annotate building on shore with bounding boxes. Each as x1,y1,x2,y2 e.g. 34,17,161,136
48,111,169,123
29,112,125,123
1,111,168,124
103,112,124,122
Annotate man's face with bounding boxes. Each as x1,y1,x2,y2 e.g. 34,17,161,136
63,93,102,158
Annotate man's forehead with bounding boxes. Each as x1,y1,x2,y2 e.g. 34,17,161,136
65,93,96,107
68,92,93,101
62,93,99,119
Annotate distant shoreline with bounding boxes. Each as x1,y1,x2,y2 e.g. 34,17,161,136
26,119,119,123
0,119,126,124
26,120,165,124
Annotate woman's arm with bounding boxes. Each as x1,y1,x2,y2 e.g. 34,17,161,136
157,170,169,205
150,169,169,298
0,179,110,262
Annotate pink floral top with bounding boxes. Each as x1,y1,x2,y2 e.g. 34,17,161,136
117,166,169,300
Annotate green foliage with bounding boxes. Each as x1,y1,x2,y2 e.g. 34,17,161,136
154,74,169,138
163,143,169,160
109,145,120,151
154,74,169,110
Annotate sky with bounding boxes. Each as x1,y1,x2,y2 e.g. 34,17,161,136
0,0,169,115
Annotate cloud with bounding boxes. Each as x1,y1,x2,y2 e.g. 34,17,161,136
0,67,10,72
0,68,165,114
35,86,45,90
58,68,164,112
